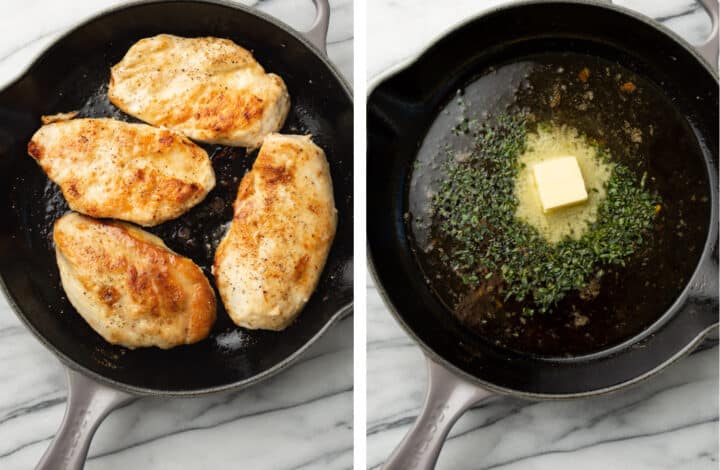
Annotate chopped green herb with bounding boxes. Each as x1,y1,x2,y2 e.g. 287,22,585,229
431,113,659,314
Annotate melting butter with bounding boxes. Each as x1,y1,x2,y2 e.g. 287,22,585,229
532,155,588,213
514,124,613,243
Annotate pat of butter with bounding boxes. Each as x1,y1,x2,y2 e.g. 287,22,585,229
532,156,588,213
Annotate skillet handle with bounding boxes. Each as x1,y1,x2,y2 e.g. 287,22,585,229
36,368,134,470
301,0,331,55
690,252,719,302
601,0,718,71
696,0,719,72
382,356,493,470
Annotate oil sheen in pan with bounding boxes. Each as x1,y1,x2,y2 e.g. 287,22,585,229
406,52,711,357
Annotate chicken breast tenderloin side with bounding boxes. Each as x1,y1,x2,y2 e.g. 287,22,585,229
54,212,217,349
109,34,290,148
213,134,337,331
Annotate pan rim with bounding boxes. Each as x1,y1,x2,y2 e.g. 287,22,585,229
0,0,354,396
367,0,718,92
367,0,719,398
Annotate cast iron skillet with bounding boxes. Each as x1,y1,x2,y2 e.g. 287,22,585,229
367,1,718,468
0,0,352,468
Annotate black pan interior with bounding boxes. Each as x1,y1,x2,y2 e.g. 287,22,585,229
368,1,718,396
0,1,353,393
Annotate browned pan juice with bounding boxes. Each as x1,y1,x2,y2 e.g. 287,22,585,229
407,52,711,356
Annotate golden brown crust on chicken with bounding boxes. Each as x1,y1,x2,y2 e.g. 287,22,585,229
213,134,337,330
109,34,290,148
28,118,215,226
54,212,216,349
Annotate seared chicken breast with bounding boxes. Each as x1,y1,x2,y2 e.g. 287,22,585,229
54,212,216,349
213,134,337,330
109,34,290,148
28,118,215,227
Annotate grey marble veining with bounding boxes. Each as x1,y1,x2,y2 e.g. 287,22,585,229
367,0,718,469
0,1,353,469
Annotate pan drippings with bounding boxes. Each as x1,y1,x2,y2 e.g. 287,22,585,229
407,52,711,356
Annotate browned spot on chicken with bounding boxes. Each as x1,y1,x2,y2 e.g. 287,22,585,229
100,285,120,306
67,182,81,199
293,255,310,281
307,202,320,214
27,140,43,159
258,164,293,185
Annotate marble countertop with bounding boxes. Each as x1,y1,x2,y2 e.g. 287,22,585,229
0,1,352,469
367,1,718,469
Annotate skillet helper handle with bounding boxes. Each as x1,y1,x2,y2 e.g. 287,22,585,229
36,368,134,470
301,0,331,55
383,356,493,470
695,253,719,299
696,0,719,71
600,0,718,71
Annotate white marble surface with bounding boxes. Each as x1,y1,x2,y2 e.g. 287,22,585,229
0,1,353,469
367,1,719,469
